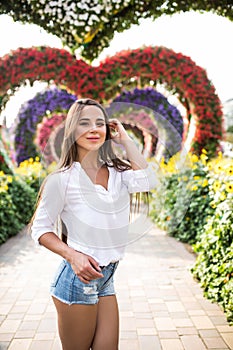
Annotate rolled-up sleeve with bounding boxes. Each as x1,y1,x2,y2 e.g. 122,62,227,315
121,163,157,193
31,172,65,244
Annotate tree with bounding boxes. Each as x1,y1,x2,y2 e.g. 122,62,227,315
0,0,232,61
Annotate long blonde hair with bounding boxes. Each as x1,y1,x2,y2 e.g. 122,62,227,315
58,98,131,171
29,98,147,241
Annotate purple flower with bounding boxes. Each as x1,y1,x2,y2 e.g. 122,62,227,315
14,87,77,164
109,88,183,158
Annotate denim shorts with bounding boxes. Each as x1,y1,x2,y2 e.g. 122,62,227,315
50,259,119,305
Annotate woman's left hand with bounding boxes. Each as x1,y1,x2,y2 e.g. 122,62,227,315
109,119,131,145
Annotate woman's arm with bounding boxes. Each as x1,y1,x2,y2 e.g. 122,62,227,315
31,173,103,284
39,232,103,284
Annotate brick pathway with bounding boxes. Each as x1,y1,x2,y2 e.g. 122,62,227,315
0,224,232,350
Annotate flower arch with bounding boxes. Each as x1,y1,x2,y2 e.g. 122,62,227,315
110,88,183,158
0,45,223,156
36,113,66,164
15,86,182,163
14,87,77,164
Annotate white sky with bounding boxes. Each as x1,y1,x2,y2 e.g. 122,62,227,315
0,11,232,127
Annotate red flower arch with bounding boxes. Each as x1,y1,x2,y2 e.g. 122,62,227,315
0,45,223,156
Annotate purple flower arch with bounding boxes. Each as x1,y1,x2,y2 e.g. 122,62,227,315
109,88,184,158
14,87,77,164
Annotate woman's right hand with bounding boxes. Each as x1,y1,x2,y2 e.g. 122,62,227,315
38,232,103,284
70,251,104,284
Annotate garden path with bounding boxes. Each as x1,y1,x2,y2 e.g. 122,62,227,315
0,222,232,350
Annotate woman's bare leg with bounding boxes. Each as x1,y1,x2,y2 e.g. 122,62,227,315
91,295,119,350
52,296,98,350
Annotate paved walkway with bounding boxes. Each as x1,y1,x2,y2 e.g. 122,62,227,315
0,223,232,350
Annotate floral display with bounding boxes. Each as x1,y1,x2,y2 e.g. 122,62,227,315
36,113,66,164
0,1,231,60
14,87,77,164
117,109,158,156
149,150,233,324
109,88,183,158
0,46,223,157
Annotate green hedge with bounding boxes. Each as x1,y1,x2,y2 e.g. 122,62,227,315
149,160,214,244
149,152,233,325
192,199,233,324
0,174,37,244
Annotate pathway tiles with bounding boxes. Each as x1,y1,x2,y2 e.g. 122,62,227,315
0,225,232,350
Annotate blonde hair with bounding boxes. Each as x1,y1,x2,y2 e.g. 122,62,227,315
29,98,147,241
57,98,131,171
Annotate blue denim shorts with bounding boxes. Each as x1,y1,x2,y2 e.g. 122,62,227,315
50,259,119,305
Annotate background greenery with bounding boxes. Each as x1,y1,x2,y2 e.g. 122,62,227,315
149,151,233,324
0,1,232,61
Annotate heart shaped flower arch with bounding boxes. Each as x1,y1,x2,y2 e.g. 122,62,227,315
0,45,223,156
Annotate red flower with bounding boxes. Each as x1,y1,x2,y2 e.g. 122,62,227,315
0,45,223,157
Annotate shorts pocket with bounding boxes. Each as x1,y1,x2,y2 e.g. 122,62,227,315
100,262,119,289
50,260,67,288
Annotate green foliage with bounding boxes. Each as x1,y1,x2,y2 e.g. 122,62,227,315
149,152,233,325
227,125,233,133
0,1,232,61
150,160,214,244
7,177,37,225
0,190,23,244
191,199,233,324
0,173,37,245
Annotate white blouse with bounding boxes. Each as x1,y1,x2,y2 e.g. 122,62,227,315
31,162,157,266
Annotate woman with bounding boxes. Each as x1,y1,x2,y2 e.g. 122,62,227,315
30,98,157,350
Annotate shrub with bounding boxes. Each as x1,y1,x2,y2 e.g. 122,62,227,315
150,151,214,244
7,177,37,225
0,189,23,244
192,199,233,324
0,158,56,245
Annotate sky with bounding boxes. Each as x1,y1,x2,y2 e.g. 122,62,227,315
0,11,232,127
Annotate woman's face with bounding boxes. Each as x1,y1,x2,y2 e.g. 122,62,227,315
75,105,107,153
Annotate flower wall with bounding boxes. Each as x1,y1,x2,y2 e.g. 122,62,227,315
0,45,223,157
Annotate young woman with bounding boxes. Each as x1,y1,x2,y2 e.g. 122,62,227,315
30,98,157,350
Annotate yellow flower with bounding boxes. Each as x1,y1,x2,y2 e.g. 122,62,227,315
202,148,208,154
35,156,40,162
191,185,198,191
194,176,200,180
202,179,208,187
225,183,233,193
7,176,13,183
213,180,221,192
226,167,233,176
210,202,216,208
219,192,226,201
191,154,199,163
4,185,8,191
214,165,223,174
200,153,208,164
